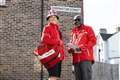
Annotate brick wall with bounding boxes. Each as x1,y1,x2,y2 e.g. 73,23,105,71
0,0,42,79
0,0,82,80
0,0,118,80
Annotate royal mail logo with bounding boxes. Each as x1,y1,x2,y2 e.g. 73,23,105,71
38,49,55,60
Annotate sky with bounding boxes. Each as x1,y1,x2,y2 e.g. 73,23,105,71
84,0,120,35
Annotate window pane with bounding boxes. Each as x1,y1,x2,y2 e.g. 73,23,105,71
0,0,6,5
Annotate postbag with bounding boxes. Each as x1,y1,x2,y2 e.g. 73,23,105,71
33,43,60,65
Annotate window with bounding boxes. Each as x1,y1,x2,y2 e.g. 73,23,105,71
0,0,6,6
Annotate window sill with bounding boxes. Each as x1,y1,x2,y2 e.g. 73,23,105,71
0,5,7,8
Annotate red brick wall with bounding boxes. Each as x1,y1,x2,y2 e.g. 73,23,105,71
0,0,83,80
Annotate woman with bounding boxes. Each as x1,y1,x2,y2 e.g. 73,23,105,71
41,9,65,80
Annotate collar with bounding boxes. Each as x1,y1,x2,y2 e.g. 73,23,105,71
48,22,59,30
74,24,84,30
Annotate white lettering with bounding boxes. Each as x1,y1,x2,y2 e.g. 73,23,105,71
38,49,55,60
51,6,81,13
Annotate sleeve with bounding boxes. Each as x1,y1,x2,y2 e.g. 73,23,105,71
86,27,96,48
79,27,96,51
70,29,74,43
41,26,60,45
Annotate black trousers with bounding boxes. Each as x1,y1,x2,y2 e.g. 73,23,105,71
74,61,92,80
47,61,62,77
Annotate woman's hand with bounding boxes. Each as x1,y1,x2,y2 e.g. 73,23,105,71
59,40,64,46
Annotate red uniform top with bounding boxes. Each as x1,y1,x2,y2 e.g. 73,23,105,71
41,23,65,68
70,24,96,64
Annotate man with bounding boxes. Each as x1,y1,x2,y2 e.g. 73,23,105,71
67,15,96,80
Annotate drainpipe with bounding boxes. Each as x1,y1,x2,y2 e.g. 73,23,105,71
41,0,44,32
81,0,84,23
41,0,44,80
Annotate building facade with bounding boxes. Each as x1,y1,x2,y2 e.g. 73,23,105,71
95,30,120,64
95,33,113,63
95,29,120,80
0,0,83,80
108,32,120,80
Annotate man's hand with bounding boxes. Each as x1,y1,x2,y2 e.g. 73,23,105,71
67,43,81,53
68,48,75,54
59,40,64,46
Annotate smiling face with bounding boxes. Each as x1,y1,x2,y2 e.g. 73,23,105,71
48,15,59,24
74,19,81,26
73,15,83,27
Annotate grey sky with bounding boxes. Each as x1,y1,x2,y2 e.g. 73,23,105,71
84,0,120,35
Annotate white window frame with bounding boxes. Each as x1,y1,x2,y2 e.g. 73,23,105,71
0,0,6,6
